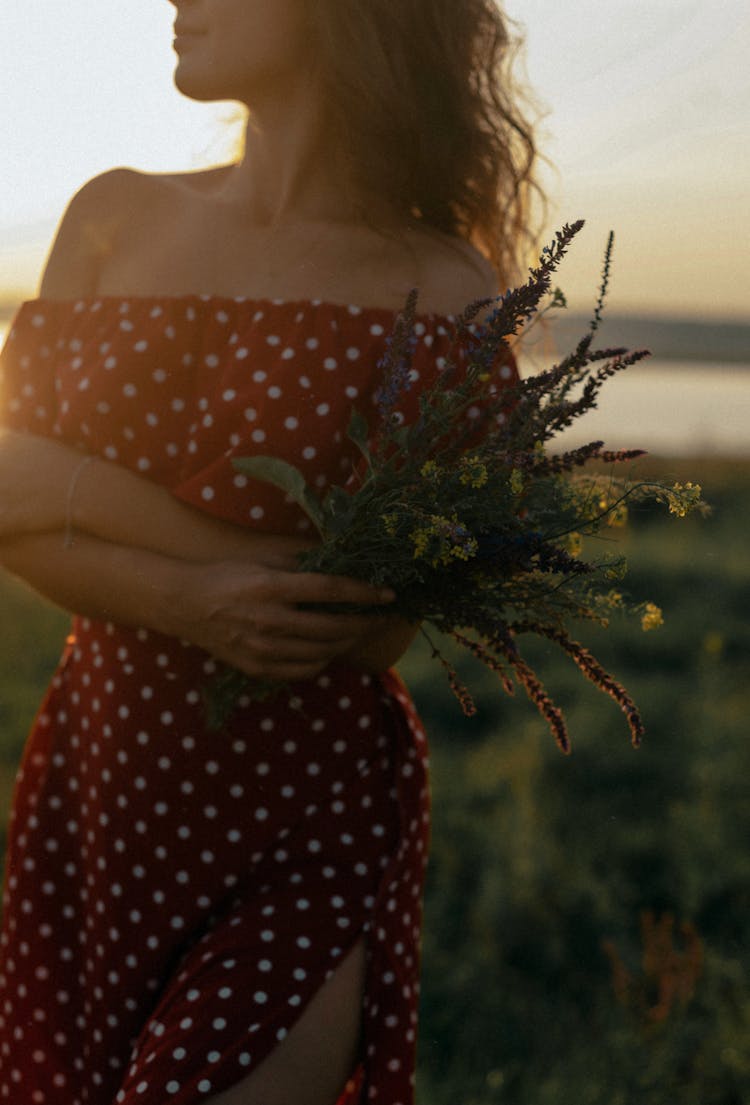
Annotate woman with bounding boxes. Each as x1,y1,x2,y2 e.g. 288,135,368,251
0,2,544,1102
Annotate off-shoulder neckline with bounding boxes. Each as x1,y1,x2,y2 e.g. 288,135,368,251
18,293,460,328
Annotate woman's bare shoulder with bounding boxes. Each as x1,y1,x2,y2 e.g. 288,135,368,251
39,168,157,300
400,224,501,317
38,167,231,300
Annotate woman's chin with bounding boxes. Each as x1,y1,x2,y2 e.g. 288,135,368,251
172,64,234,104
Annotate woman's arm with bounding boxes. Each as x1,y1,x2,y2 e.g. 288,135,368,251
0,532,186,634
0,429,304,564
0,531,407,679
0,433,420,671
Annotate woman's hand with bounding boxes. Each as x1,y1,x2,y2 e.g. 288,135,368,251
163,558,399,681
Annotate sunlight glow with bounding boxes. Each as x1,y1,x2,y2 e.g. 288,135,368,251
1,0,748,318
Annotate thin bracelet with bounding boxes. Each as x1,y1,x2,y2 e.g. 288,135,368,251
63,455,96,549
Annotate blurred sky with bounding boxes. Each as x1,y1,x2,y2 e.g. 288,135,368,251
0,0,748,319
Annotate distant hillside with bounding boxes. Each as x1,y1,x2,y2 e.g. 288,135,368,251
2,295,748,364
540,313,750,365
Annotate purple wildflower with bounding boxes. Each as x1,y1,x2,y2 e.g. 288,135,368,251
374,288,419,427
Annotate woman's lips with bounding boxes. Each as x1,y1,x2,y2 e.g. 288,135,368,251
173,30,206,52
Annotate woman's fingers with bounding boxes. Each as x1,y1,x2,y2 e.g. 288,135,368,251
243,607,385,642
236,630,359,662
251,568,394,608
184,561,399,679
218,632,361,681
215,613,394,676
239,659,330,682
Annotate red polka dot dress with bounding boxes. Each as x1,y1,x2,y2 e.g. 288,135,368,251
0,295,518,1105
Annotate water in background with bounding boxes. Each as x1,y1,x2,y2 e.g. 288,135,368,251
520,358,750,458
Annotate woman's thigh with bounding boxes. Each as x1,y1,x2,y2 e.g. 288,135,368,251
204,938,367,1105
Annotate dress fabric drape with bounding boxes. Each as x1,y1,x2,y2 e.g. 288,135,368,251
0,295,517,1105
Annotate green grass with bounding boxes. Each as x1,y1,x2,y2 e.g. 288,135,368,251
0,574,69,766
401,456,750,1104
1,457,748,1103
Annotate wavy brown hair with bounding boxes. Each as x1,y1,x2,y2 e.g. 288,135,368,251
308,0,550,291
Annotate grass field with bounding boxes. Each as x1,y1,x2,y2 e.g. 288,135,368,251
1,456,748,1103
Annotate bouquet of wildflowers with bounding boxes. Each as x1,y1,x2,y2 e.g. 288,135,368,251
211,220,706,751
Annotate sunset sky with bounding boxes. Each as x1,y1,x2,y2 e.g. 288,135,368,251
1,1,748,319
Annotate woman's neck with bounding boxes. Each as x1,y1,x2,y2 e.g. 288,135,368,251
207,79,350,229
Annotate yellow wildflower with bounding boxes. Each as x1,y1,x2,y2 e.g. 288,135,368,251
449,538,479,562
565,532,583,558
667,481,702,517
641,602,664,632
381,513,399,537
509,468,524,495
410,527,430,560
420,460,440,480
458,455,488,489
608,503,629,527
410,513,477,567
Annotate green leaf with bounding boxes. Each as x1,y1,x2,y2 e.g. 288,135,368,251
232,456,325,532
323,485,355,535
346,409,372,465
390,425,411,450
